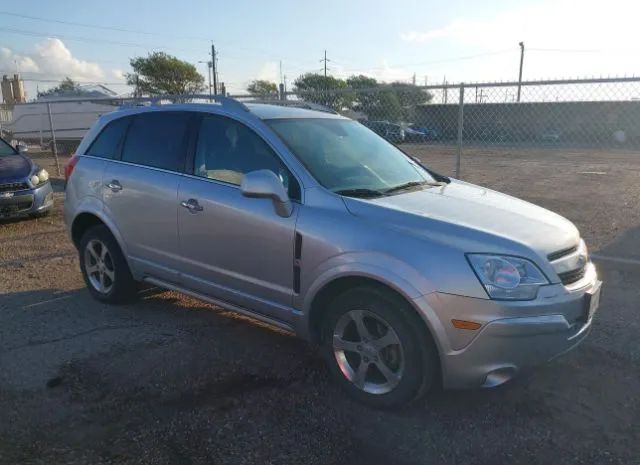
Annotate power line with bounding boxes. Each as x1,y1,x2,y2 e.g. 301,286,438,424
0,26,200,54
335,50,515,73
0,10,210,42
0,10,304,64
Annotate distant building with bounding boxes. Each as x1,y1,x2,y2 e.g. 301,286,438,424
1,74,26,104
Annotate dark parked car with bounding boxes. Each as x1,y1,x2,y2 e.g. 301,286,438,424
0,138,53,219
360,120,405,143
404,124,439,142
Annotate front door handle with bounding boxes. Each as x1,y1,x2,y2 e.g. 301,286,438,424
106,180,122,192
180,198,203,213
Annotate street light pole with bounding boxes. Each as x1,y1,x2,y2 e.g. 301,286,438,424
517,41,525,102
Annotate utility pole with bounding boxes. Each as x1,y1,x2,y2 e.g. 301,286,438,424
320,50,330,77
198,61,212,98
517,41,524,102
135,74,140,98
443,76,448,104
211,43,218,95
412,73,416,86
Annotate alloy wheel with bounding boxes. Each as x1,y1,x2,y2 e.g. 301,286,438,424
84,239,115,294
333,309,405,394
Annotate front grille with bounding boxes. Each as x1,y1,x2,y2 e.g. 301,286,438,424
548,245,578,262
558,266,586,285
0,182,29,193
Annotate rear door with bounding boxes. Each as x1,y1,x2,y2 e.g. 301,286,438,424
176,113,301,322
72,116,132,207
102,111,194,283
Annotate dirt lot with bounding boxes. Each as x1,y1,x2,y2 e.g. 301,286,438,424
1,147,639,465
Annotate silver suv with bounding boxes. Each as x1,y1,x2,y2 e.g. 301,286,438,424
64,97,601,407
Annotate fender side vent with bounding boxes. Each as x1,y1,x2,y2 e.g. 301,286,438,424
293,233,302,293
294,232,303,259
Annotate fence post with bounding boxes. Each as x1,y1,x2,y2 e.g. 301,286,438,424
46,102,61,176
455,83,465,178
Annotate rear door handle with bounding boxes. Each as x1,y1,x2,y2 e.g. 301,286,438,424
180,198,203,213
106,180,122,192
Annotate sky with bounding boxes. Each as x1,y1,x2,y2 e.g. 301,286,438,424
1,0,639,99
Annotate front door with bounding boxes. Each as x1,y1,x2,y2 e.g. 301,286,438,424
177,114,301,322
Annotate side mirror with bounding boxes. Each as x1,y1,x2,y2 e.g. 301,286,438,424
240,169,293,218
16,142,28,154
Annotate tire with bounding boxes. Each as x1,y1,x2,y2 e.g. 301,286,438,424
78,225,138,304
321,286,437,408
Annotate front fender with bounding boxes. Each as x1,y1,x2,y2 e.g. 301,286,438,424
295,251,436,338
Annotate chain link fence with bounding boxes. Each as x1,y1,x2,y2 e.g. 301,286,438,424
3,76,640,178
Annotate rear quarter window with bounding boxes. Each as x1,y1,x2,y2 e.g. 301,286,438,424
85,117,131,159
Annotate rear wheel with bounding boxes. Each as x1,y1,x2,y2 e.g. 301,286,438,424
79,225,137,303
321,286,437,407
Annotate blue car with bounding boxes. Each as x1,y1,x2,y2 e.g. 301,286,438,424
405,124,438,142
0,138,54,220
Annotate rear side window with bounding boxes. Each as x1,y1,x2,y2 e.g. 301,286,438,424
85,117,130,159
121,112,191,171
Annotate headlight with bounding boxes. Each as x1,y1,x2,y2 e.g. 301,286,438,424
30,169,49,186
466,254,549,300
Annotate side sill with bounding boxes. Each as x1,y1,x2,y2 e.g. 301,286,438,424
143,276,296,334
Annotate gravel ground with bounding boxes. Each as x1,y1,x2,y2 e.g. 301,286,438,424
1,147,639,465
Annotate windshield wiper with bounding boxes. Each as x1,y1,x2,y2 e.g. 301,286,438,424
383,181,428,194
334,188,385,198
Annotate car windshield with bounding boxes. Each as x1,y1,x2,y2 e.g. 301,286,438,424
0,138,16,156
266,118,434,195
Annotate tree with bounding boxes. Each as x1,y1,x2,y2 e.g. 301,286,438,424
247,80,278,97
346,75,380,114
126,52,205,96
293,73,352,110
39,77,83,97
390,82,432,121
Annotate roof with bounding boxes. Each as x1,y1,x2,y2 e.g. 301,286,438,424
245,103,347,120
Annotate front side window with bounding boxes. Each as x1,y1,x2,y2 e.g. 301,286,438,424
193,115,300,200
0,138,16,156
267,118,435,195
86,117,130,159
121,112,191,171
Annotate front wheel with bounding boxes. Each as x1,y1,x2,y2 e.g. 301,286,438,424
321,286,437,407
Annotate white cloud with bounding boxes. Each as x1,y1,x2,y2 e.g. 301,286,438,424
331,60,414,84
0,39,105,82
399,0,640,50
256,61,279,83
111,69,126,80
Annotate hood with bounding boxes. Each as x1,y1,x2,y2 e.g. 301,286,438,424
343,180,580,258
0,154,33,181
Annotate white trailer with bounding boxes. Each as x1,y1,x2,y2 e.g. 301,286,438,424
6,99,119,154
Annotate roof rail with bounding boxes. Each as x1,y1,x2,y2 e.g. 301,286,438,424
114,94,249,113
245,99,338,115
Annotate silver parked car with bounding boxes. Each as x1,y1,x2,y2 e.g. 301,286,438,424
64,97,601,407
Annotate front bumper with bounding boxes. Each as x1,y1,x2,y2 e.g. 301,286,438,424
0,182,54,219
415,263,601,389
